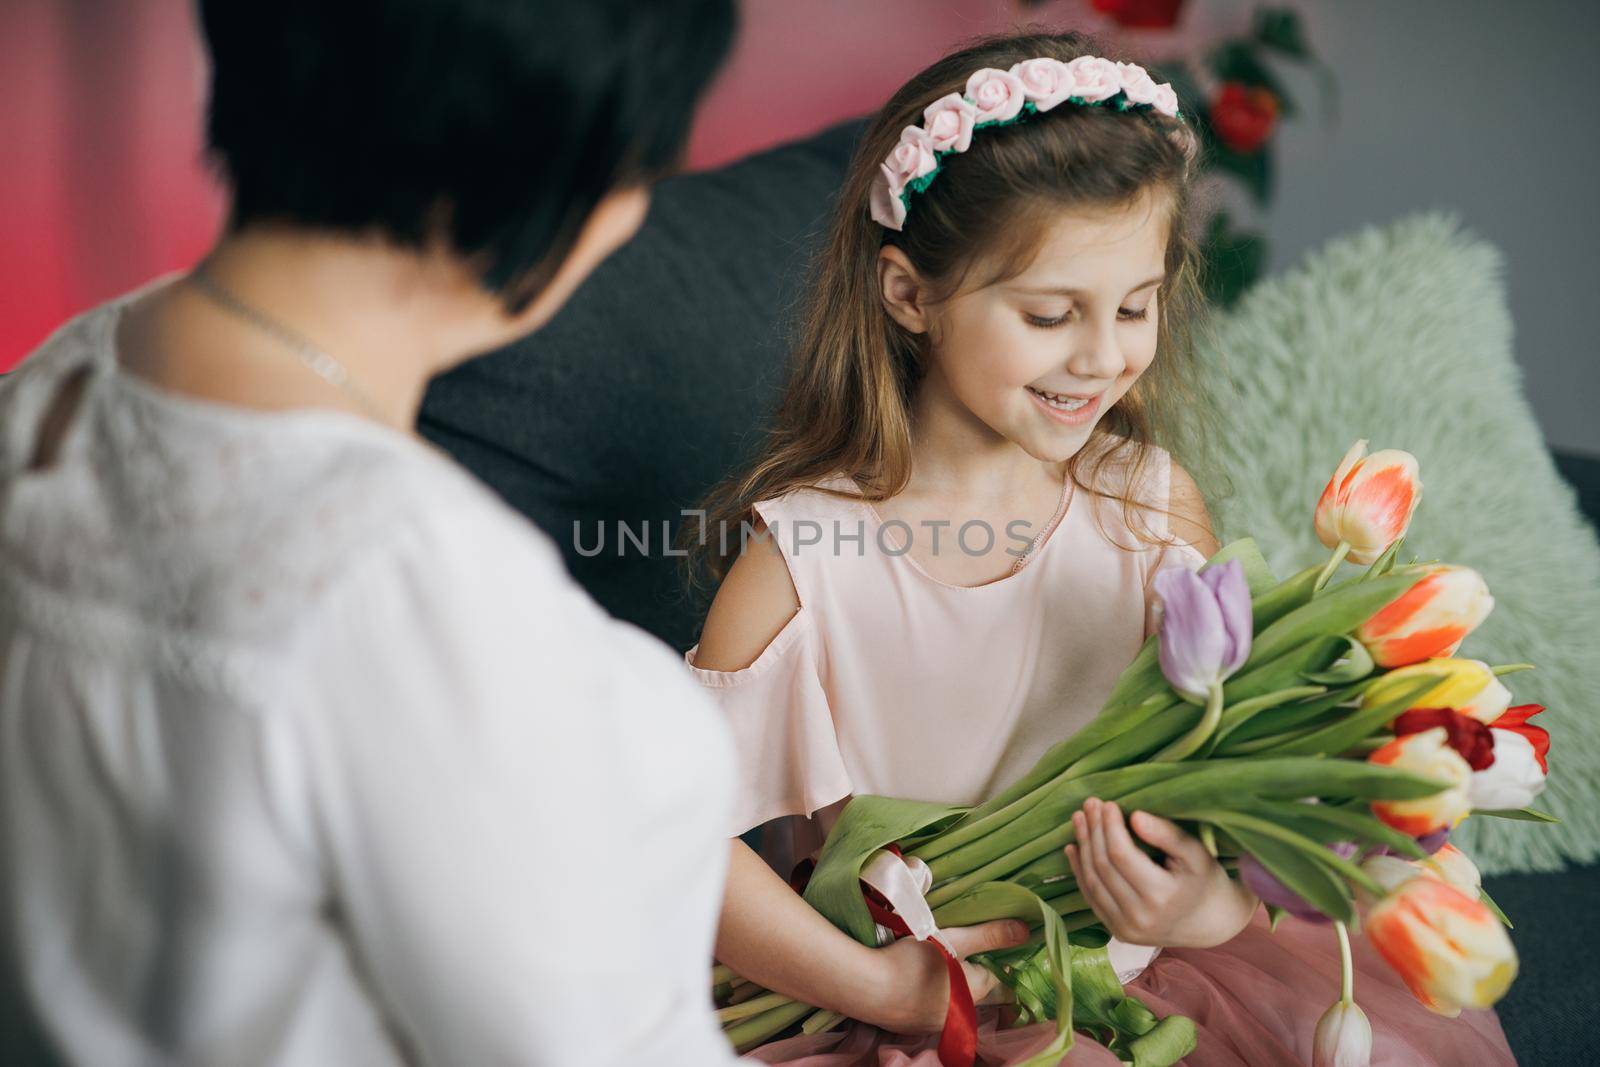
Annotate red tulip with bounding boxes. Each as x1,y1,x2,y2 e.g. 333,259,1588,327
1392,708,1495,771
1489,704,1549,773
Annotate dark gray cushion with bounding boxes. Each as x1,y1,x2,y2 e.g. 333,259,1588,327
1482,865,1600,1062
419,119,867,652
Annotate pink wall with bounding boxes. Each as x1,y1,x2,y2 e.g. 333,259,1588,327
0,0,1203,371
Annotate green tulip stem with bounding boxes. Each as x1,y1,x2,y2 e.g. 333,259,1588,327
1212,684,1330,744
723,998,814,1051
802,1008,846,1036
1154,682,1225,762
925,824,1077,909
718,991,793,1025
1336,920,1354,1003
1221,722,1329,755
1199,822,1218,858
1312,540,1352,595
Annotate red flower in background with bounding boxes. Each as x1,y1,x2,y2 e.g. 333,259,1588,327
1209,81,1280,154
1090,0,1186,30
1393,708,1497,771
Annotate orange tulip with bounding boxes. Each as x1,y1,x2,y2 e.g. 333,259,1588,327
1367,728,1472,836
1366,875,1517,1017
1314,439,1422,565
1355,565,1494,668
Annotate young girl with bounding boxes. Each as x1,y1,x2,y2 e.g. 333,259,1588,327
685,29,1518,1067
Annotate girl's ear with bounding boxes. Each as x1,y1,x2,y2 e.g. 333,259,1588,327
877,246,932,334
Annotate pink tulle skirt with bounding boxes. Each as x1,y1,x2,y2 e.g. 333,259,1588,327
743,909,1518,1066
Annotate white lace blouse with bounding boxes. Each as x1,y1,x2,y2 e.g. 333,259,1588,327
0,287,737,1066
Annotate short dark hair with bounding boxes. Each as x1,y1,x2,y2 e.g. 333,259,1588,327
197,0,736,311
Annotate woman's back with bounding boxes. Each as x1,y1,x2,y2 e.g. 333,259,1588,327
0,289,736,1065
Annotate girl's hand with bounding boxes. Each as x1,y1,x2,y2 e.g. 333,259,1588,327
1065,797,1257,950
867,919,1030,1034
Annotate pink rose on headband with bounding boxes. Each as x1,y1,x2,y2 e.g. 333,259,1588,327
884,125,938,189
1117,62,1182,117
1149,82,1180,118
869,126,937,230
1063,56,1122,103
1116,62,1163,106
922,93,977,153
869,168,908,230
965,68,1027,124
1009,58,1074,111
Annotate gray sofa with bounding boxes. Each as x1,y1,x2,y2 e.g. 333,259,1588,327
420,118,1600,1065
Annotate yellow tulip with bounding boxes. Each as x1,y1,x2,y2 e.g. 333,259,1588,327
1453,660,1513,724
1360,658,1494,717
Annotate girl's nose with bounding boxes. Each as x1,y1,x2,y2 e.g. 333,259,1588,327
1067,315,1126,381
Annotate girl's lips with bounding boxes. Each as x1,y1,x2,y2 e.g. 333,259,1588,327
1027,385,1102,426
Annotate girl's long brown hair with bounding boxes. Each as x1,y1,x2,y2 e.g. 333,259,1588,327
685,28,1234,594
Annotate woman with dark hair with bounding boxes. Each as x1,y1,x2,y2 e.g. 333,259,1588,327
0,2,737,1064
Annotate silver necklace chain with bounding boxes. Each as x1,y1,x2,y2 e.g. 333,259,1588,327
187,267,389,422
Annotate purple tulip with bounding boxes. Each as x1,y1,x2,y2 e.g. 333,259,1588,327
1414,828,1451,855
1152,557,1253,703
1240,841,1361,923
1370,828,1449,860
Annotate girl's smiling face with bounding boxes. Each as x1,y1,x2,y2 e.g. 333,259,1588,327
879,188,1171,463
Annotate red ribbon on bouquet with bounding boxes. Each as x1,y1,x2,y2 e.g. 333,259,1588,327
789,846,978,1067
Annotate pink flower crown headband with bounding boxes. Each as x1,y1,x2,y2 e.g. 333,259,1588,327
869,55,1184,231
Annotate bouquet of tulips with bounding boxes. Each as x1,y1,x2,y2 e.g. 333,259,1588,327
714,440,1553,1067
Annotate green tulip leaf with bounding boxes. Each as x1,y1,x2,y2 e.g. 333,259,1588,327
1226,823,1353,923
1474,807,1559,823
1299,634,1375,684
1249,798,1428,859
802,796,966,944
1261,675,1444,757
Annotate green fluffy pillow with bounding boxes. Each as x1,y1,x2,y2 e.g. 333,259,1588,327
1188,211,1600,874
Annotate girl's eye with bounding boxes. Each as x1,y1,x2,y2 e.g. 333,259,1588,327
1024,307,1151,329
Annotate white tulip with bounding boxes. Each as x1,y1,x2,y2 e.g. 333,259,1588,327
1468,729,1547,810
1313,999,1372,1067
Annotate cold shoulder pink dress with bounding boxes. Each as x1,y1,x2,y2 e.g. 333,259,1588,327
685,441,1518,1066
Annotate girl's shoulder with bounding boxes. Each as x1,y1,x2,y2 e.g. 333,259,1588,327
753,470,867,511
749,470,873,536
